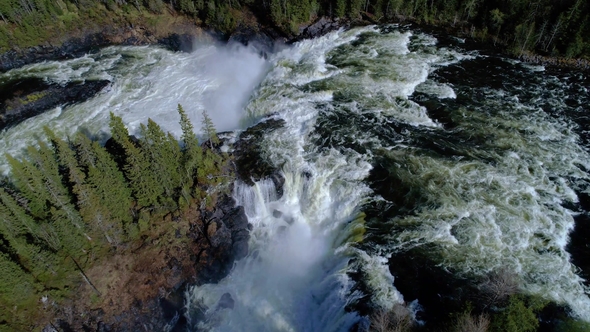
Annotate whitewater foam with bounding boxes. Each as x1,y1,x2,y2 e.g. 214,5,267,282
0,42,268,174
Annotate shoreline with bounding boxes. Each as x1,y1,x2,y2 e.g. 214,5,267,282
2,10,590,75
3,11,590,331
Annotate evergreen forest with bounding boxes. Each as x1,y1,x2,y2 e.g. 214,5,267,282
0,105,228,331
0,0,589,58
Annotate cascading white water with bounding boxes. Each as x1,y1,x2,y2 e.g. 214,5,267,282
2,23,590,330
185,26,469,330
188,172,371,331
0,40,268,174
187,25,590,328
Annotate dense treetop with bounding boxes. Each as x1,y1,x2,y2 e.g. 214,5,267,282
0,0,588,58
0,105,227,331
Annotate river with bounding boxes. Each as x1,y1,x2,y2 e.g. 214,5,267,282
1,25,589,331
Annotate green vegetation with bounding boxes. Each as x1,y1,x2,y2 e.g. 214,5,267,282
1,0,590,58
0,105,229,330
489,295,547,332
4,91,48,111
369,267,588,332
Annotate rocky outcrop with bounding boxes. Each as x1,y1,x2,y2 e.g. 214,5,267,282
233,115,286,195
0,31,147,73
193,194,251,285
0,77,110,131
292,17,347,43
228,26,278,58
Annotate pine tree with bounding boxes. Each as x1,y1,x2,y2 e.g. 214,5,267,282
109,112,163,209
26,142,89,257
201,110,219,148
140,119,182,207
177,104,203,204
74,133,133,227
46,128,120,247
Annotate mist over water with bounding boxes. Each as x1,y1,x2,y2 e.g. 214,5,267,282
188,25,590,329
2,24,590,330
0,40,268,174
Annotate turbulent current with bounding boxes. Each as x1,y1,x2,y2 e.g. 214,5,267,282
2,25,590,330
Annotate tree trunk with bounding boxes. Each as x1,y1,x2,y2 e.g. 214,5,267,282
71,256,101,296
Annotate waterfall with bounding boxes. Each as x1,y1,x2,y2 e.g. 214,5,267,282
2,23,590,329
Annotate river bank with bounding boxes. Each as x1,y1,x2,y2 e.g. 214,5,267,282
3,0,590,76
3,9,590,331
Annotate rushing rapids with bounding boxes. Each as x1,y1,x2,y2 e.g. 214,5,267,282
1,25,590,330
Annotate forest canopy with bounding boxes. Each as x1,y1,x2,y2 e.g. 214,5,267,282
0,105,228,330
0,0,589,58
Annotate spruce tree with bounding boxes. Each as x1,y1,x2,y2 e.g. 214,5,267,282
140,119,182,207
0,252,38,326
201,110,219,148
0,198,60,285
46,128,120,247
0,188,40,239
25,142,89,257
74,133,133,227
5,154,50,219
177,104,203,204
0,186,60,252
109,112,162,209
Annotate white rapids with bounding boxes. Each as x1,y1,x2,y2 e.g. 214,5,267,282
1,24,590,330
0,40,268,174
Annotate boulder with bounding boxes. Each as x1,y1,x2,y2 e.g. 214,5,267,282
194,194,251,285
233,115,286,196
228,26,276,58
0,78,110,130
292,17,347,43
216,292,235,311
272,209,283,218
158,34,195,53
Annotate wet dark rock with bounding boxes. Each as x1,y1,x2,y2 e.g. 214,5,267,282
195,194,251,285
216,293,235,311
233,115,286,196
293,17,346,43
158,33,195,53
159,284,187,327
387,248,472,325
208,221,232,248
212,208,225,220
277,225,288,235
567,191,590,288
96,321,111,332
0,30,161,73
272,209,283,218
228,26,276,58
284,216,295,225
269,172,286,198
0,78,110,131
